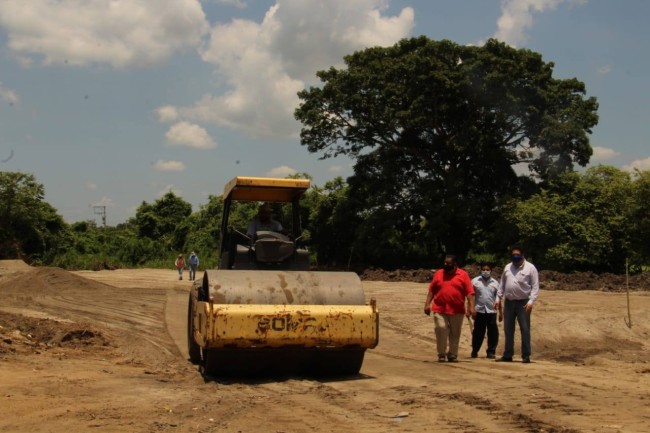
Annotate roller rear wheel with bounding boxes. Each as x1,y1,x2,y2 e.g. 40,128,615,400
187,287,202,364
200,348,365,377
307,349,365,376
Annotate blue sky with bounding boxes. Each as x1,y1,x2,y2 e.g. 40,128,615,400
0,0,648,224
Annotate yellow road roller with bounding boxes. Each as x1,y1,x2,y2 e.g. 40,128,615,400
187,176,379,376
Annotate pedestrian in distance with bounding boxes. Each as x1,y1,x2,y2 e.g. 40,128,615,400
471,262,502,359
423,254,476,362
188,251,200,281
175,253,185,281
494,246,539,363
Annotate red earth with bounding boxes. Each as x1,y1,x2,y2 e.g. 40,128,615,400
1,260,648,432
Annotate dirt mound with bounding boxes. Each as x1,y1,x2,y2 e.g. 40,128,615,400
0,259,31,271
0,311,112,356
1,268,649,433
359,267,650,292
534,270,650,292
360,268,433,283
0,266,117,295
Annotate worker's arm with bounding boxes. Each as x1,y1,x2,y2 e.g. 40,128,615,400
494,269,506,310
463,273,476,318
526,265,540,313
424,273,437,315
466,293,476,318
424,290,433,315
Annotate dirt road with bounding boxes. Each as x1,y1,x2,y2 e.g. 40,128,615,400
1,261,649,432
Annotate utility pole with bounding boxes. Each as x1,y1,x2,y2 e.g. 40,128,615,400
93,205,106,227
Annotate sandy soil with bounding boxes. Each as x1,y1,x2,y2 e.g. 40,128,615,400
1,260,649,433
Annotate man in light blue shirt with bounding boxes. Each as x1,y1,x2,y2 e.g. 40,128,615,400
188,251,200,281
471,262,502,359
247,203,283,239
494,246,539,363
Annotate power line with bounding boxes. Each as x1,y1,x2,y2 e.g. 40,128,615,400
93,205,106,227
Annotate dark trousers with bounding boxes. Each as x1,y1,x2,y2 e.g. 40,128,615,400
503,299,531,359
472,312,499,356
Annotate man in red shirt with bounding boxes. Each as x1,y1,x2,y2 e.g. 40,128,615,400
424,255,476,362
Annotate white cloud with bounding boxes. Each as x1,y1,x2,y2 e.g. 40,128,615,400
153,159,186,171
85,182,97,190
591,146,620,161
493,0,587,47
266,165,297,178
597,64,612,75
0,0,209,68
209,0,247,8
623,157,650,173
93,196,115,207
171,0,414,138
155,105,179,123
328,165,344,173
158,184,182,197
165,121,216,149
0,82,19,105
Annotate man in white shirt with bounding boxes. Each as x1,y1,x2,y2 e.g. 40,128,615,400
471,263,502,359
494,246,539,363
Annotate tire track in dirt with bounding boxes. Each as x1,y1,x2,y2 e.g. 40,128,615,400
1,267,179,368
363,315,644,429
45,294,162,323
164,287,191,361
326,359,585,433
363,281,650,432
3,266,650,433
506,364,650,432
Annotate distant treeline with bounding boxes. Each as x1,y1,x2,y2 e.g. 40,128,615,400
1,167,649,274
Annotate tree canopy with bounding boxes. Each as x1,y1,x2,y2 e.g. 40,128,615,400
295,37,599,260
0,172,67,261
3,168,650,273
508,166,633,272
133,191,192,252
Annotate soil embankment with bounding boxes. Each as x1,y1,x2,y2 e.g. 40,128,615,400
1,262,648,432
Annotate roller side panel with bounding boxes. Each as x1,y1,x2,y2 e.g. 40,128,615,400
197,302,378,349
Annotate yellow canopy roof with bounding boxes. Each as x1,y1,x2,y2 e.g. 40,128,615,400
223,176,310,202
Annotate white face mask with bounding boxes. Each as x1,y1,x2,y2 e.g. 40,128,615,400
480,270,491,279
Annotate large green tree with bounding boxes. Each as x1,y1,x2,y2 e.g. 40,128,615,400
295,37,598,261
630,170,650,266
132,191,192,252
302,177,361,266
0,172,67,261
182,194,224,265
508,166,633,272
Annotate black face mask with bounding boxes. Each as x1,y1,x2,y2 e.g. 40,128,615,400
443,264,455,272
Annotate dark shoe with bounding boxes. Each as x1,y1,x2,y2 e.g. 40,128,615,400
522,357,531,363
495,357,513,362
438,355,446,362
470,352,478,358
486,353,496,359
447,356,458,363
